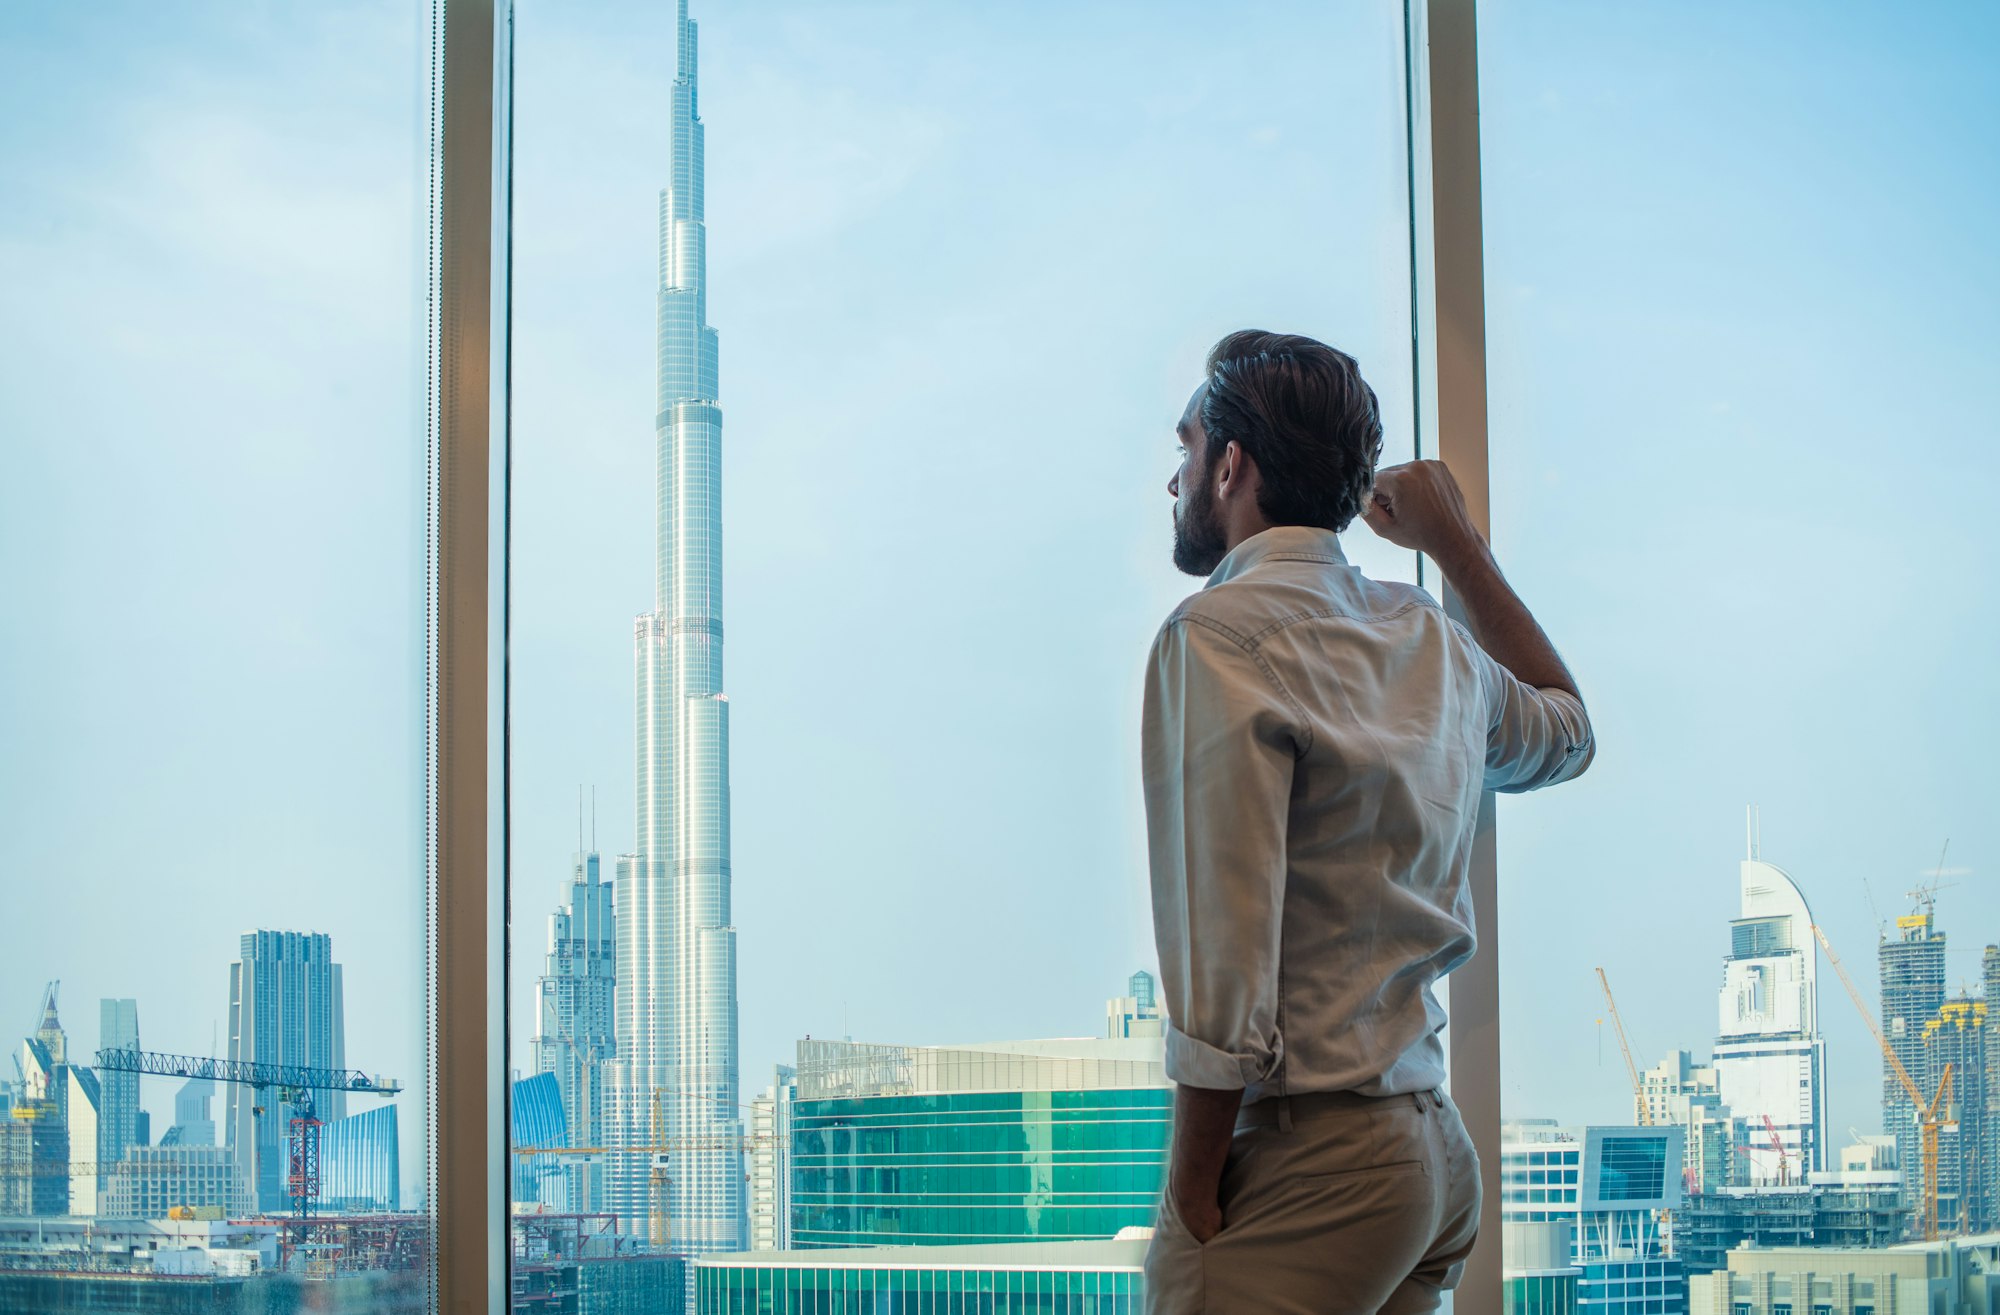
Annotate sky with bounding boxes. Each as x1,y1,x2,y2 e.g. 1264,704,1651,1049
1,0,1995,1211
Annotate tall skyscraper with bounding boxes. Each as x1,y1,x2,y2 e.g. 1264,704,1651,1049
1711,829,1829,1177
533,846,615,1211
603,0,744,1261
1922,994,1991,1234
97,999,142,1173
6,984,69,1216
226,930,348,1212
1880,895,1946,1206
1986,943,2000,1222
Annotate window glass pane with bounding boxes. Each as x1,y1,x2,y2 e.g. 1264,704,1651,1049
507,0,1420,1299
0,1,434,1309
1484,0,2000,1280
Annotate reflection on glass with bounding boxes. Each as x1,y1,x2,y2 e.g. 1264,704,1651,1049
0,2,433,1310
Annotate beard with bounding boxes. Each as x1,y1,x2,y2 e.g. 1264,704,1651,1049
1171,476,1228,576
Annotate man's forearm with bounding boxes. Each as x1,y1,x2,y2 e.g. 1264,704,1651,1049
1436,539,1581,702
1169,1083,1241,1234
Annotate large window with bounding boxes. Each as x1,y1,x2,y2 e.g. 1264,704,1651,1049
505,0,1428,1297
0,2,437,1309
1483,0,2000,1287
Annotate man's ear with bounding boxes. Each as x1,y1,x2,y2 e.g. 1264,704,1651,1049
1217,441,1254,501
1214,441,1238,497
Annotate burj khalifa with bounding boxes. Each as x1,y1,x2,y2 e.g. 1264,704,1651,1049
603,0,745,1260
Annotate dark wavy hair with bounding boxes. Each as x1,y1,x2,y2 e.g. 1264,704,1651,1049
1199,330,1384,533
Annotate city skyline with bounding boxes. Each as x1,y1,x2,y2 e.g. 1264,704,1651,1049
2,0,1996,1258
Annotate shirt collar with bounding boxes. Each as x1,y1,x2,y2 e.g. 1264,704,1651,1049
1205,525,1348,589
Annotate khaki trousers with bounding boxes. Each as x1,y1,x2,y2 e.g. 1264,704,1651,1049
1143,1088,1481,1315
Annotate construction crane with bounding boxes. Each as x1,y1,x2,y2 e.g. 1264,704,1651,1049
1759,1113,1793,1186
512,1086,675,1250
1595,968,1653,1127
529,1016,602,1209
96,1047,402,1245
1809,923,1956,1240
513,1090,778,1254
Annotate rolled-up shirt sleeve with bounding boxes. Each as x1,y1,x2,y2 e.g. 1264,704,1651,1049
1459,624,1596,793
1142,616,1302,1091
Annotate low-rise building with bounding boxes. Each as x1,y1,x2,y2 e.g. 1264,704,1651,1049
0,1214,279,1273
102,1145,253,1219
695,1236,1146,1313
790,1033,1168,1249
1501,1121,1688,1315
1677,1166,1904,1276
1688,1232,2000,1315
1505,1219,1581,1315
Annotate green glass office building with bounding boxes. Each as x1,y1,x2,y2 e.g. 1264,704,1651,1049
696,1238,1146,1314
786,1038,1170,1249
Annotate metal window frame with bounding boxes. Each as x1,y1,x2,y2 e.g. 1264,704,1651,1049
433,0,508,1311
1410,1,1502,1311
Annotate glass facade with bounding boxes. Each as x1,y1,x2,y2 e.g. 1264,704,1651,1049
1508,1272,1582,1315
320,1105,402,1213
602,0,745,1262
696,1251,1143,1315
791,1089,1169,1248
227,930,351,1213
512,1072,570,1209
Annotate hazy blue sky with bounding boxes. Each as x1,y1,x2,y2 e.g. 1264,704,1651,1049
2,0,1995,1211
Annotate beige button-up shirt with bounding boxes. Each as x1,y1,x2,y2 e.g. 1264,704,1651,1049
1143,526,1593,1100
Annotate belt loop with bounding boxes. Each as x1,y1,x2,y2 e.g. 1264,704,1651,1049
1277,1096,1294,1134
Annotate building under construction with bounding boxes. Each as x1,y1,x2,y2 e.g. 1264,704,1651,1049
0,1213,427,1313
510,1210,684,1314
1677,1176,1906,1276
1881,901,1947,1214
1924,995,1993,1235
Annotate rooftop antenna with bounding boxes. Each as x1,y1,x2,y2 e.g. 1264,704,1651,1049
1745,805,1762,862
578,785,585,857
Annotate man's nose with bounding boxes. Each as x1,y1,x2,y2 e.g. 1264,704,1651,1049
1168,471,1180,498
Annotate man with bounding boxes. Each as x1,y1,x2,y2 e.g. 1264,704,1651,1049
1142,330,1593,1313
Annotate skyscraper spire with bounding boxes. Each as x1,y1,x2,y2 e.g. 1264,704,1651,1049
605,0,744,1265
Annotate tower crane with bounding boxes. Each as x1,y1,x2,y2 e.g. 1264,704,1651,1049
1595,968,1653,1127
1757,1113,1793,1186
523,1017,600,1208
1808,923,1955,1241
513,1087,776,1253
95,1047,402,1246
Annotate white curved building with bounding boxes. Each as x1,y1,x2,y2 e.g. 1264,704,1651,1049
1713,844,1829,1179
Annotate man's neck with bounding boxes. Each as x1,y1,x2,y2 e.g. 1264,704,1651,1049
1221,517,1278,558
